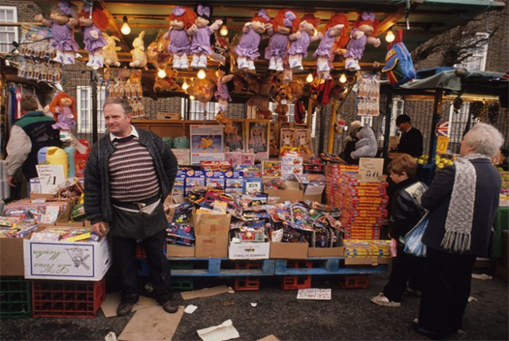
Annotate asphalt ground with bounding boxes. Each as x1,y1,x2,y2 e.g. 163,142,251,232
1,268,507,341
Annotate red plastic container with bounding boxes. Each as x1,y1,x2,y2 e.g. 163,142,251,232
75,139,90,178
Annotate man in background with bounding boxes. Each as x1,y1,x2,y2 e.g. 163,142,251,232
394,114,423,158
84,98,178,316
5,94,61,189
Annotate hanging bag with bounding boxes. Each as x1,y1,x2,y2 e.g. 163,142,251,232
403,212,429,257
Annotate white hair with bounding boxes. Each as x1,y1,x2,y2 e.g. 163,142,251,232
465,123,504,157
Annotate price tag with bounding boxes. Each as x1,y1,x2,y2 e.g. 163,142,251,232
36,164,66,193
436,136,449,155
358,158,384,182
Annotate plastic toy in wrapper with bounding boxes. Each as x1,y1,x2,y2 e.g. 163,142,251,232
264,177,287,190
55,179,83,199
291,203,313,228
172,202,194,223
281,222,307,243
3,209,36,223
186,187,208,205
166,222,195,246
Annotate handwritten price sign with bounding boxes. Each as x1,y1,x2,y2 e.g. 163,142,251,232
36,164,66,193
358,158,385,182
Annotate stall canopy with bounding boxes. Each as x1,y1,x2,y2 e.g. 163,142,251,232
33,0,505,64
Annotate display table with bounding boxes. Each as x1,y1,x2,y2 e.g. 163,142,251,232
492,205,509,258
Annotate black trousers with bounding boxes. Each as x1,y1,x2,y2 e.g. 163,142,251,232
418,247,476,335
383,243,424,302
112,206,172,304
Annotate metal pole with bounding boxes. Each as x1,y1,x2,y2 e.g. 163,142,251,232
318,105,327,155
429,90,443,167
383,91,393,162
91,70,98,144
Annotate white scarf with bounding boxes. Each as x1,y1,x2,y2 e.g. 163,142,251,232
441,153,490,253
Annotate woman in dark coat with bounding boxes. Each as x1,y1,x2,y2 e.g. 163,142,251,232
413,123,504,339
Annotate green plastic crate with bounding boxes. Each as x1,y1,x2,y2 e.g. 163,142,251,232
0,276,31,319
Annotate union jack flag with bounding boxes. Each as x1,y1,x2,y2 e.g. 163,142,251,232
436,121,449,137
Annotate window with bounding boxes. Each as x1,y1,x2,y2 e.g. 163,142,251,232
76,86,106,134
0,7,18,53
454,32,489,71
380,97,405,141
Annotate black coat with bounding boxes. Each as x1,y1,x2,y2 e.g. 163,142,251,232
421,158,501,257
84,128,178,226
397,127,423,157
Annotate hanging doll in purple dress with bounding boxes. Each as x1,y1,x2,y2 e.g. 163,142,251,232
344,12,381,71
35,1,79,65
235,9,271,71
49,93,76,131
164,6,196,70
265,9,299,72
78,3,108,68
189,3,223,69
313,14,349,80
214,65,234,113
288,14,323,71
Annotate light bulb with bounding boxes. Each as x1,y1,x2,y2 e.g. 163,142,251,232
197,69,206,79
339,74,347,83
189,95,195,100
313,29,318,37
157,69,166,78
385,30,395,43
306,73,314,83
121,16,131,35
92,65,99,70
220,25,228,37
182,80,189,90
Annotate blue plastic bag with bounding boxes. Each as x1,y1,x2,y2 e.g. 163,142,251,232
404,213,429,257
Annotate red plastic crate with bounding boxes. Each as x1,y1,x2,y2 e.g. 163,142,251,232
339,275,370,289
234,277,260,291
32,279,105,318
235,261,261,271
281,261,312,290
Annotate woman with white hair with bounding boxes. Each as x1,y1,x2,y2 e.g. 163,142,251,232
413,123,504,339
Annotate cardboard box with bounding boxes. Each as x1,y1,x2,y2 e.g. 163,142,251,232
308,246,345,258
0,237,28,276
23,230,111,281
156,112,181,120
344,257,392,265
167,244,195,258
263,177,304,203
270,242,308,259
193,210,231,236
229,240,270,260
172,149,190,166
195,235,228,258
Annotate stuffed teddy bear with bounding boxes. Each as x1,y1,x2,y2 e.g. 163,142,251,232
35,1,79,65
146,31,171,69
129,31,148,68
313,14,349,80
350,126,377,159
344,12,381,71
214,65,234,112
154,67,180,93
288,14,323,71
235,9,271,71
49,92,76,131
79,3,108,68
188,3,222,69
265,9,300,72
164,6,196,70
103,34,121,67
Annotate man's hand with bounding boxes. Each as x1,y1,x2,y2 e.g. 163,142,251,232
8,175,18,187
93,222,108,237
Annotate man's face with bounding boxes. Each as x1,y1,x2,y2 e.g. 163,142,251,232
398,122,410,132
104,103,132,137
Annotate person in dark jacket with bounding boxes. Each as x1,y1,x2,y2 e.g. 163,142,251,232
371,154,427,307
84,98,178,316
395,114,423,158
6,94,61,187
413,123,504,339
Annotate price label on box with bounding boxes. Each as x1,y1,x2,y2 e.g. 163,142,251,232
358,158,384,182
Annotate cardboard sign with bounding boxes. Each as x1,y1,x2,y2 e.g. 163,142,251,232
436,136,449,155
36,164,66,193
358,158,384,182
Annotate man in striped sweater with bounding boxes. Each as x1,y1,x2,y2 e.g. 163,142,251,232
84,98,178,316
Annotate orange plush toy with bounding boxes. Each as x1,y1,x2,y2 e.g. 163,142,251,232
49,92,76,131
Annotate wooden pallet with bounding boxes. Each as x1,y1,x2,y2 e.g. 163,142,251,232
275,258,388,275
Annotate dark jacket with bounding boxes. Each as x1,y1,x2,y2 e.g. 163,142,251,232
421,158,501,257
341,139,359,165
397,127,423,157
16,111,61,179
84,128,178,226
389,177,427,240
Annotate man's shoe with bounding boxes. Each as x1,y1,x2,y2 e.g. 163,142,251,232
405,286,422,297
162,300,178,314
412,321,451,340
370,293,401,307
117,302,134,316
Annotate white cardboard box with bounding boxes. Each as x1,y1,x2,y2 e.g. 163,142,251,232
23,237,111,281
171,149,191,166
228,240,270,260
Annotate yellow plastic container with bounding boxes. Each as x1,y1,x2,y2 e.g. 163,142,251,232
46,147,68,178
